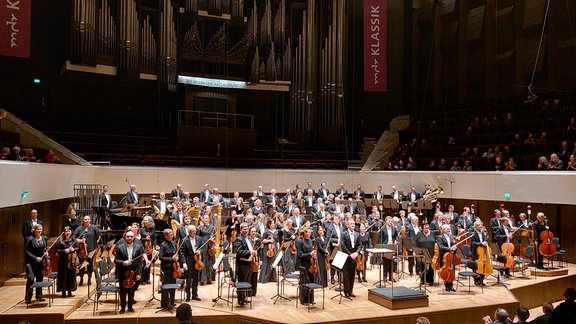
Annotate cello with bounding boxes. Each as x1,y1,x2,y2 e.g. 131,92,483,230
539,221,556,256
476,228,493,276
431,243,441,270
438,250,456,283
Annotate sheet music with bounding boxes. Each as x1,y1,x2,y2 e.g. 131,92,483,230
332,251,348,270
213,251,225,270
272,250,284,268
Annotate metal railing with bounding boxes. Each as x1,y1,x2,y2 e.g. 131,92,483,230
178,110,254,129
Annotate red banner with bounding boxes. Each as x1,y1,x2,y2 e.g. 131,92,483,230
364,0,387,92
0,0,31,58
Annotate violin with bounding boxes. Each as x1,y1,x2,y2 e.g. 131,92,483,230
356,252,365,271
539,221,556,256
431,243,441,270
193,234,213,271
77,231,88,259
251,240,262,272
123,270,136,289
266,235,275,258
172,239,184,279
230,229,237,243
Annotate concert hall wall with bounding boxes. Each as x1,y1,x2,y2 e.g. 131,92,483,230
1,161,576,284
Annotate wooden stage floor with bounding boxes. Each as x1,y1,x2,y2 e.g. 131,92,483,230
2,261,576,324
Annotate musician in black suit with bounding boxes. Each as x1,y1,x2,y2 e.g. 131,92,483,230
22,209,44,241
267,189,279,209
436,224,457,291
317,183,330,201
153,192,171,219
444,204,459,223
379,216,398,281
414,221,435,286
494,217,515,276
341,219,361,298
470,221,489,286
99,184,112,208
458,207,474,230
326,217,342,284
303,189,316,208
373,185,385,201
73,215,101,286
159,229,178,309
114,230,143,313
406,187,421,204
289,208,306,229
335,183,348,199
314,203,327,223
390,185,403,202
179,225,204,302
170,184,184,200
199,184,211,204
125,184,139,204
488,207,501,231
406,213,421,276
345,198,360,215
234,222,256,306
208,188,223,205
25,224,48,303
353,184,365,201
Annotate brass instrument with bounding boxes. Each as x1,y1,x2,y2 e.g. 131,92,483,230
422,185,444,203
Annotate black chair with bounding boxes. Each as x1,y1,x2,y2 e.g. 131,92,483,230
515,246,534,278
231,282,252,311
98,259,118,286
491,254,510,286
553,238,567,268
93,268,119,315
456,260,483,294
296,267,325,312
25,263,54,308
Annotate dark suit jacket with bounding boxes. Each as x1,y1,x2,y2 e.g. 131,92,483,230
405,192,421,203
289,215,306,228
99,192,112,208
345,203,360,215
170,189,184,199
353,190,365,200
208,193,223,204
114,243,144,279
234,235,252,262
199,190,211,203
22,219,44,240
340,229,361,255
303,195,316,207
335,189,348,198
390,191,404,201
470,231,489,260
179,235,205,268
266,194,279,207
379,225,398,244
125,191,139,204
317,188,329,200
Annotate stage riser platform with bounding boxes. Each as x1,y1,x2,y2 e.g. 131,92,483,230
510,273,576,309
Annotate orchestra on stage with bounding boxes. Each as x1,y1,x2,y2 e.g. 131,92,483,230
21,182,557,313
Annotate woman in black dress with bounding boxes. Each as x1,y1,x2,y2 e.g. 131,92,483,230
25,224,49,303
57,226,78,297
259,219,278,283
281,219,296,273
356,223,372,282
197,215,215,284
314,226,329,287
296,227,316,304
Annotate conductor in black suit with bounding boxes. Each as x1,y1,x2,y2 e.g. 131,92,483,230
341,219,361,298
179,225,204,302
379,216,398,281
114,230,143,313
234,222,256,306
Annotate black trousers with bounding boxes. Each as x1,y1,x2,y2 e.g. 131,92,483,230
342,257,356,295
184,266,200,299
119,287,136,309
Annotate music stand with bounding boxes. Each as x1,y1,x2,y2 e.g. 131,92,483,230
270,249,291,304
212,251,233,306
330,251,349,304
413,247,432,293
368,245,395,288
145,252,161,307
329,246,342,290
400,237,415,277
81,249,99,305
